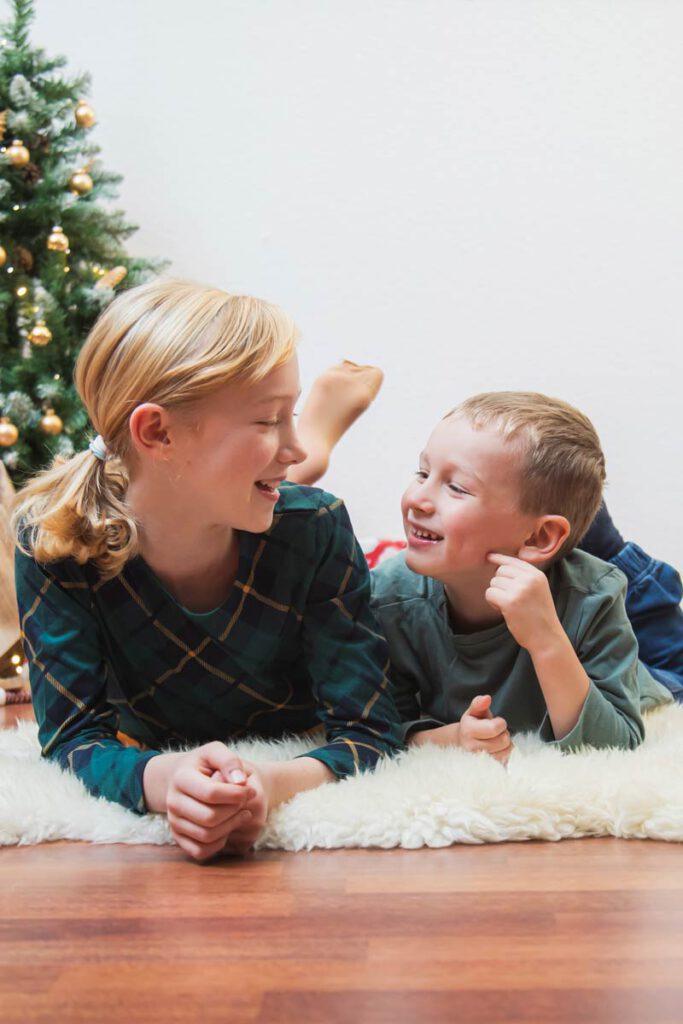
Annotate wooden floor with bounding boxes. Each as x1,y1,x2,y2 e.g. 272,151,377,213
2,706,683,1023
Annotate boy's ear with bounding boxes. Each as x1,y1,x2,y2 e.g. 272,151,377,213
517,515,571,565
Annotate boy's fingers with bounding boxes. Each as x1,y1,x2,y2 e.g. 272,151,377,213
471,716,508,739
486,732,512,754
492,565,520,579
465,694,493,719
487,552,524,567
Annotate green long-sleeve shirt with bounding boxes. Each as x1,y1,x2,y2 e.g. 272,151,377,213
370,550,672,751
16,484,403,813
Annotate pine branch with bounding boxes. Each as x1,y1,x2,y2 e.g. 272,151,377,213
4,0,35,52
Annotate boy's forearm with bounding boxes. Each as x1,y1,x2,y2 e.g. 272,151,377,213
528,632,591,741
408,723,461,748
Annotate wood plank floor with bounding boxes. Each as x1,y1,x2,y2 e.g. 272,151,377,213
2,705,682,1023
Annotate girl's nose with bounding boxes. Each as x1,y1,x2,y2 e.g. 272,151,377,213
280,433,307,466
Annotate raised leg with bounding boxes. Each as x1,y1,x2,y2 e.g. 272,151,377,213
289,361,384,485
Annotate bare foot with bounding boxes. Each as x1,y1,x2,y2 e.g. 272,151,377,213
289,360,384,484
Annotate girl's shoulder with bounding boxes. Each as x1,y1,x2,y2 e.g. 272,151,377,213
273,482,343,518
15,544,96,584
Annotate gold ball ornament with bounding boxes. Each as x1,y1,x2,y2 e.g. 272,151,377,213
40,409,63,436
6,138,30,167
29,321,52,347
0,417,19,447
47,226,69,253
0,244,6,267
69,168,93,195
75,100,96,128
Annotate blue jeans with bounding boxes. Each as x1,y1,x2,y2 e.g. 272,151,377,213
610,543,683,701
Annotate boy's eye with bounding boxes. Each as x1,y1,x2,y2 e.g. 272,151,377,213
415,470,428,480
257,419,281,427
448,483,468,496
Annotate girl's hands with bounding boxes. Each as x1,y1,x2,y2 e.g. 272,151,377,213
159,742,267,862
220,760,270,856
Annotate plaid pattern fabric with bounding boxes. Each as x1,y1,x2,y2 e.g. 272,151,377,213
16,484,404,813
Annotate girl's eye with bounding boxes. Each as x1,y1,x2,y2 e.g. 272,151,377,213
258,419,281,427
448,484,468,495
415,470,428,480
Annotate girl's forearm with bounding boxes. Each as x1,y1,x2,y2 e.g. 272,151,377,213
142,751,185,812
257,756,335,808
529,633,591,741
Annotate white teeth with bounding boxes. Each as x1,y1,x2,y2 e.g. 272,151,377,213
256,481,275,491
413,527,442,541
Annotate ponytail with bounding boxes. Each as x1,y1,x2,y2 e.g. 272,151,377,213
13,448,138,579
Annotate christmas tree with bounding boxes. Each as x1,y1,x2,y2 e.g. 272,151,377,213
0,0,165,481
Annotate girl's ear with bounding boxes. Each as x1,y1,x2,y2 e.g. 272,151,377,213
517,515,571,565
128,403,172,458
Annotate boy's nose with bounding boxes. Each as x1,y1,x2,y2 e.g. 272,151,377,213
409,492,436,515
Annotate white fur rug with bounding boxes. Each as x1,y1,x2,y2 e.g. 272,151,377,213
2,705,683,850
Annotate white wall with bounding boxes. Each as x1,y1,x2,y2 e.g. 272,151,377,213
33,1,682,564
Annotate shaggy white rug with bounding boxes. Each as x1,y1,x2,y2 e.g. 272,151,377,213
2,705,683,850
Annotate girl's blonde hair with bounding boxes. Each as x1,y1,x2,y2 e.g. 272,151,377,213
447,391,606,557
13,278,299,578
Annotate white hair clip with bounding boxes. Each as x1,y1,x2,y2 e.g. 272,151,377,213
88,435,111,461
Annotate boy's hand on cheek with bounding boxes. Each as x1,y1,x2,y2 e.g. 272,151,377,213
485,553,564,653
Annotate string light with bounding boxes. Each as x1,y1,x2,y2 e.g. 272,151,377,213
6,266,13,273
10,654,20,665
16,285,27,297
12,204,19,211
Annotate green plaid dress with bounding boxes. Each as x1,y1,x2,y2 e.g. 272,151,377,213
16,484,403,813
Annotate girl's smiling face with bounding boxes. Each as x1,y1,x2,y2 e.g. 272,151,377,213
401,414,539,581
165,354,307,534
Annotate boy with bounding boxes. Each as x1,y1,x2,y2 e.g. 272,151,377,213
370,392,676,762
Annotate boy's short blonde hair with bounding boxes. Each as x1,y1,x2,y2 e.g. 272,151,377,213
447,392,606,557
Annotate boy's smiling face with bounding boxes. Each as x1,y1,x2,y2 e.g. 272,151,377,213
401,414,539,582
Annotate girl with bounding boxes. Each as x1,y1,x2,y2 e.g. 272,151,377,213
13,278,403,861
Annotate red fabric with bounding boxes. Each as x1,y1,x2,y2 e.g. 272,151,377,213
361,538,406,570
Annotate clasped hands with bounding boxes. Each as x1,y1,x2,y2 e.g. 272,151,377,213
165,743,269,862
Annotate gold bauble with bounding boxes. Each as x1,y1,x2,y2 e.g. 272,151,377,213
94,265,128,290
6,138,29,167
69,169,93,195
40,409,63,436
0,244,6,267
47,225,69,253
0,417,18,447
29,321,52,347
75,100,96,128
